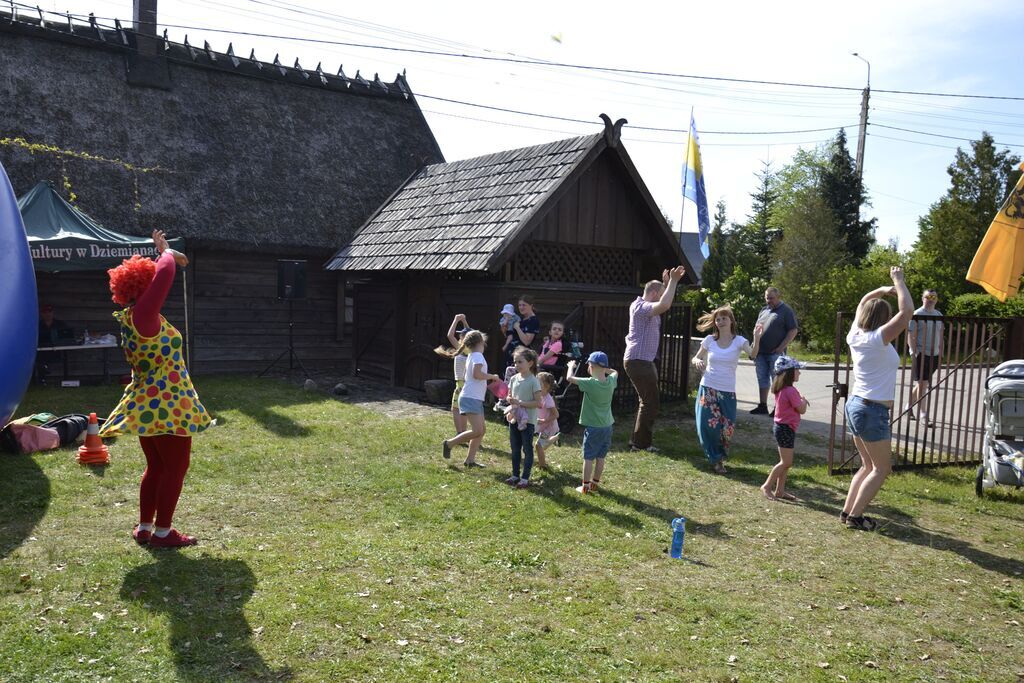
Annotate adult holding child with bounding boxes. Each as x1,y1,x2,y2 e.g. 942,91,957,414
623,265,687,453
691,306,763,473
504,295,540,369
840,266,913,531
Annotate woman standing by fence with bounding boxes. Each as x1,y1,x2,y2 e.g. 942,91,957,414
841,266,913,531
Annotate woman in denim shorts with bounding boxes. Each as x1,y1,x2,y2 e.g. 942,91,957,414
840,267,913,531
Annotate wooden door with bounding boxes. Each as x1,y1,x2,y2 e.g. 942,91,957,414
400,281,443,390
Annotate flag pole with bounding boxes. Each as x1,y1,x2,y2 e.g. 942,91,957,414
679,106,693,241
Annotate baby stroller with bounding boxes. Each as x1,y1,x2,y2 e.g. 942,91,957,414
538,329,586,435
976,359,1024,497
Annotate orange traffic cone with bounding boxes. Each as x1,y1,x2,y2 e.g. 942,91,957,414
77,412,110,465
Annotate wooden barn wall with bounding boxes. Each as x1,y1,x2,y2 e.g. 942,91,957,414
34,249,352,381
352,279,402,383
34,269,186,382
189,250,350,374
530,154,653,251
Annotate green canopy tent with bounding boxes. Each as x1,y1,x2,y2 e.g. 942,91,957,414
18,181,184,271
18,181,191,365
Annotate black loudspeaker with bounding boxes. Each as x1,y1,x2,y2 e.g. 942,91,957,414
277,260,307,300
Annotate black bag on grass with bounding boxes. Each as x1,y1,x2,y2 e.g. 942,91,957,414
41,414,92,447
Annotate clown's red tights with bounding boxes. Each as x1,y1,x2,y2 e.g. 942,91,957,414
138,435,192,528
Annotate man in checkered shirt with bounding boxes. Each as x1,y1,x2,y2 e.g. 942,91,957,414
623,265,686,452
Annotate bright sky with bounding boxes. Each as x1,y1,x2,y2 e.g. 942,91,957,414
41,0,1024,251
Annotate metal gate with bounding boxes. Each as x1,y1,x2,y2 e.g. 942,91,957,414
828,313,1019,474
566,302,692,408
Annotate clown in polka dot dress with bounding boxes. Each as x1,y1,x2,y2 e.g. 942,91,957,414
102,232,207,548
100,313,210,438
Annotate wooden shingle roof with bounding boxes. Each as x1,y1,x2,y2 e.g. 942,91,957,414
326,133,602,272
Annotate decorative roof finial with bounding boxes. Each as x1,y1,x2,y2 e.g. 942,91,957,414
599,113,628,147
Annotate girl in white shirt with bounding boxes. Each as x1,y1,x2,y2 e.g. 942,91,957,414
692,306,763,473
435,313,472,438
441,330,501,467
841,266,913,531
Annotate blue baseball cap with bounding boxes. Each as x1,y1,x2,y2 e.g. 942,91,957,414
587,351,610,367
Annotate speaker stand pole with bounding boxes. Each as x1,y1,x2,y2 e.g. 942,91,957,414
259,298,310,379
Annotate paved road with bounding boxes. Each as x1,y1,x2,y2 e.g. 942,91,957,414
733,359,837,442
732,359,993,463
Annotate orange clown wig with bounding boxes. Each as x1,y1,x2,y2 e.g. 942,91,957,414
107,254,157,306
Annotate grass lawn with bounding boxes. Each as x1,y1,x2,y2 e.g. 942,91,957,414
2,375,1023,682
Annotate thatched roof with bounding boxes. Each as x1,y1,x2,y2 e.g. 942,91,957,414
0,10,444,252
327,118,691,274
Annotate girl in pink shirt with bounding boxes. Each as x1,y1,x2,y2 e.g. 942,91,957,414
535,372,561,468
761,356,808,501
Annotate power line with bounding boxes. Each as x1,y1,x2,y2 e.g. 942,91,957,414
17,6,1021,152
417,94,857,135
869,133,972,151
871,123,1024,148
423,108,834,148
29,3,1024,102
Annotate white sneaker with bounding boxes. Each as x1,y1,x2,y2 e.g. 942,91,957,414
536,433,558,449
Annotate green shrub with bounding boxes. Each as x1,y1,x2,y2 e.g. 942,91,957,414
946,293,1024,318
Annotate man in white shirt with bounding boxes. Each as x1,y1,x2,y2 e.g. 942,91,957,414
906,289,943,426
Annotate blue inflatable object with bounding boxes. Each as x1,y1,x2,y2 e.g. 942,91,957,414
0,161,37,426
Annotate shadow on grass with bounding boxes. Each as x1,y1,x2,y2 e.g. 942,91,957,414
207,378,333,439
121,552,290,682
0,453,50,560
482,462,734,543
85,462,108,478
724,460,1024,578
489,467,642,530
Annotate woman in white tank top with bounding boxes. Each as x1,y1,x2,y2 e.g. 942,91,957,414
841,267,913,531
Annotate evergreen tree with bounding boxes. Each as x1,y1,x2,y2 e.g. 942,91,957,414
821,129,876,263
771,188,845,329
910,132,1021,298
701,199,729,291
737,160,778,280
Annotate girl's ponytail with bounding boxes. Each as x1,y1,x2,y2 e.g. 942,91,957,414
771,367,796,395
438,330,485,358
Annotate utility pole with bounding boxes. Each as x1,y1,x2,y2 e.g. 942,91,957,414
852,53,871,181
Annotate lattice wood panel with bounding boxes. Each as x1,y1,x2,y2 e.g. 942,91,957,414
512,241,634,286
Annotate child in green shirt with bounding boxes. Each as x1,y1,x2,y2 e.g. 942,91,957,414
566,351,618,493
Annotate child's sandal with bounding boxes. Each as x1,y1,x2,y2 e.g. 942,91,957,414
590,478,600,492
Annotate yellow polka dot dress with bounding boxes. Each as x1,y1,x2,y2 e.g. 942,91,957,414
99,309,210,438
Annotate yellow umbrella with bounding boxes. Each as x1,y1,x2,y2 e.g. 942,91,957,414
967,163,1024,301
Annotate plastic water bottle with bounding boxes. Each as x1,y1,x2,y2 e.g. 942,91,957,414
670,517,686,559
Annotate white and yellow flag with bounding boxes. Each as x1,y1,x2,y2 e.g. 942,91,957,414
967,163,1024,301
